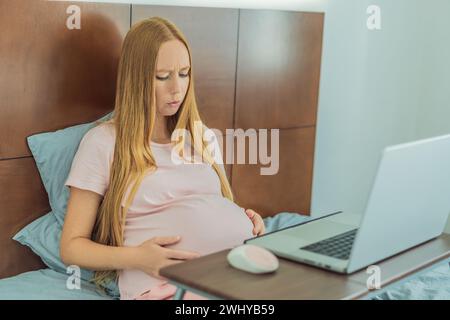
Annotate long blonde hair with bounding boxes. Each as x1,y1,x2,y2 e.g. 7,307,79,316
90,17,234,289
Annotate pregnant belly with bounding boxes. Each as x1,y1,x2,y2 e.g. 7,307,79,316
123,194,255,254
119,194,255,299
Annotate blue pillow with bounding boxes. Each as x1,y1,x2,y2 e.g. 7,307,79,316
26,112,113,226
15,112,119,297
13,211,120,298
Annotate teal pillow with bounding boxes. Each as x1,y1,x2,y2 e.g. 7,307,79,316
14,112,118,297
13,211,119,298
26,112,113,226
13,212,67,275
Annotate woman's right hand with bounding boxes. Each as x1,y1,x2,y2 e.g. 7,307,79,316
134,236,201,279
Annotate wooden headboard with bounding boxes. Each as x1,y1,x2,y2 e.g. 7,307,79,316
0,1,323,279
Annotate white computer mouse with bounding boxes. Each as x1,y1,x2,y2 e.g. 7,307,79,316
227,244,279,274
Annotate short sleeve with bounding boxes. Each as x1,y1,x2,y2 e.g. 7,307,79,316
64,126,112,197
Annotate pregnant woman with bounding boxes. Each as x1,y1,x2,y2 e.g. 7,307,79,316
60,17,265,300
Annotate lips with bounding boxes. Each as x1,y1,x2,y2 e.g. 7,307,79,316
167,100,181,108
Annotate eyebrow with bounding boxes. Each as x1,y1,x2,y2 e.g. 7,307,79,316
157,66,190,73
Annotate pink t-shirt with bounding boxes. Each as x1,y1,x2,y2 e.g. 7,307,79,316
64,122,254,300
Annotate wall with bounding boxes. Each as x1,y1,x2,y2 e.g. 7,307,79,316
413,0,450,232
312,0,450,235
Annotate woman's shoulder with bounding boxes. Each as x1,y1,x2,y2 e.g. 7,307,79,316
84,119,116,146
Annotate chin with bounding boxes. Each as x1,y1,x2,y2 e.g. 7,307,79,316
162,110,179,117
162,106,181,116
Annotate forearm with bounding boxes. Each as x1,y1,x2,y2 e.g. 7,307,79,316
60,237,139,271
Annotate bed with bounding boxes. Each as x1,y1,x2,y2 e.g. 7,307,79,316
1,212,448,300
0,269,114,300
0,213,307,300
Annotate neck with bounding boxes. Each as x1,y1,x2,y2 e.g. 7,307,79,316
152,114,171,143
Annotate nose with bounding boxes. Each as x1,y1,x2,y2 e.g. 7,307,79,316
169,75,181,96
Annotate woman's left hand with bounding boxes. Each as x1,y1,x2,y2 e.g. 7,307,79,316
245,209,265,236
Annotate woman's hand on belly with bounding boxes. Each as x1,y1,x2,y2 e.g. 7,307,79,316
133,235,201,279
245,209,266,236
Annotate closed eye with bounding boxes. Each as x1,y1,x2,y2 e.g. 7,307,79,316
156,73,190,81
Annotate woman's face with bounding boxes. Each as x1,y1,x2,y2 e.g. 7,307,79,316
154,39,191,117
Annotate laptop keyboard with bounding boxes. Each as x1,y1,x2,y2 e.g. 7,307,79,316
300,229,358,260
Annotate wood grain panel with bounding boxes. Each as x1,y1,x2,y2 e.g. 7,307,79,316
234,10,324,130
231,127,315,217
0,157,51,279
0,0,129,158
0,0,130,279
132,5,238,133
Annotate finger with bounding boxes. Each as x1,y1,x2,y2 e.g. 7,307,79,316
245,209,256,219
152,236,181,246
254,221,265,235
250,217,260,233
257,226,265,236
253,218,263,228
260,224,266,234
165,248,201,260
245,209,256,218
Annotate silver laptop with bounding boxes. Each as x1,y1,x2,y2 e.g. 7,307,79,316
245,133,450,274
